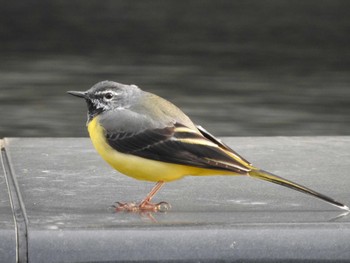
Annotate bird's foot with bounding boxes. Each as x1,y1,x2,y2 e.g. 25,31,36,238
113,201,171,213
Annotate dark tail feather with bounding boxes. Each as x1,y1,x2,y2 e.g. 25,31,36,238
249,169,349,211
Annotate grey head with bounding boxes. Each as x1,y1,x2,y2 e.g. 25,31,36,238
67,80,141,122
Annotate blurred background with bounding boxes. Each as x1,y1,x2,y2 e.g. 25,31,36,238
1,0,349,137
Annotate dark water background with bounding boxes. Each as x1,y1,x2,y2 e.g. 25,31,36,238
1,1,350,137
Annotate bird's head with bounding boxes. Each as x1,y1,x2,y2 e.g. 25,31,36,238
68,80,141,122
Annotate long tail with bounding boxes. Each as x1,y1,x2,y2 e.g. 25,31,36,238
249,169,349,211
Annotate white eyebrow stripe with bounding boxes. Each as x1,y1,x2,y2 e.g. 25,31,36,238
95,90,121,96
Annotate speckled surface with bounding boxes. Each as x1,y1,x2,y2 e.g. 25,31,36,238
2,137,350,262
0,140,16,263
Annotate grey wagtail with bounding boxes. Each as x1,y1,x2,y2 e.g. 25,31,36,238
68,80,349,212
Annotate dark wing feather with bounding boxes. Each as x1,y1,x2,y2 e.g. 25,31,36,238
196,125,251,165
106,122,251,174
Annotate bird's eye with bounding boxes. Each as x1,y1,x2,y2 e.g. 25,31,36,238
104,92,113,100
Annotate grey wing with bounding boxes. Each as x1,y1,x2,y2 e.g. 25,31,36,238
100,110,250,174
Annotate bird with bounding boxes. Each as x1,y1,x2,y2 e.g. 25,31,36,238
68,80,349,212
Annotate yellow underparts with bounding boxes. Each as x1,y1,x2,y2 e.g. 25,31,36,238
87,116,239,182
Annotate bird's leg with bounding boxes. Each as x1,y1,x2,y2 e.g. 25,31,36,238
138,181,168,211
115,181,171,212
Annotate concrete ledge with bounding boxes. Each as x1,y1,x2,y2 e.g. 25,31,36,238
0,140,17,263
1,137,350,262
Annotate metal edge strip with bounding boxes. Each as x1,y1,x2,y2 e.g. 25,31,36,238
1,139,28,263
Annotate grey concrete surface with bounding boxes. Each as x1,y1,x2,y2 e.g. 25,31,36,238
0,140,16,263
2,137,350,262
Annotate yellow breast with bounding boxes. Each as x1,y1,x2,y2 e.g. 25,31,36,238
87,116,234,182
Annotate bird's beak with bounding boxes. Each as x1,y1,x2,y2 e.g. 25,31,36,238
67,91,87,99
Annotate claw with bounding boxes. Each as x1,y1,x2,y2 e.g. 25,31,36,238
112,201,171,213
113,201,138,212
111,181,170,213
